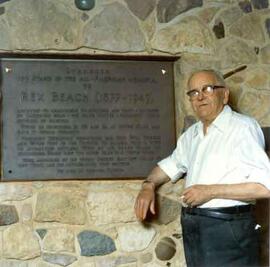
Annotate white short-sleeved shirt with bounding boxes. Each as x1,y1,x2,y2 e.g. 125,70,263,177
158,105,270,208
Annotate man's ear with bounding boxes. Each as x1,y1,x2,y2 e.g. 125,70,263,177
223,88,230,104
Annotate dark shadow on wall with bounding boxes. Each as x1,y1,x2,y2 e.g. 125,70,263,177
256,127,270,267
262,127,270,157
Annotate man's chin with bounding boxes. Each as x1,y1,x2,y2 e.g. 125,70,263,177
197,113,213,124
196,111,209,120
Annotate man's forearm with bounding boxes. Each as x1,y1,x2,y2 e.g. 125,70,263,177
143,166,170,190
135,166,170,220
210,182,270,201
183,182,270,207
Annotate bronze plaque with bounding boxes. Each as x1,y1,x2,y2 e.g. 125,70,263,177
1,58,175,180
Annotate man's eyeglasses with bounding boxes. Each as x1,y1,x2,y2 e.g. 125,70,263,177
186,85,225,100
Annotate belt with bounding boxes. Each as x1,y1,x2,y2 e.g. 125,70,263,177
182,205,254,220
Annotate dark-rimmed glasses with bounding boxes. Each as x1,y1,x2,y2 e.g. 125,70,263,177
186,85,225,101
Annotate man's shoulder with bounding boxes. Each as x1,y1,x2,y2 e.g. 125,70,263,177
184,120,200,134
179,120,200,142
230,109,265,147
230,110,259,129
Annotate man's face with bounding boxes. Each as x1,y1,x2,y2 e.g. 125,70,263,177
188,72,229,124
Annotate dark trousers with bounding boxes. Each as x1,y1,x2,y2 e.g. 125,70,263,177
181,209,259,267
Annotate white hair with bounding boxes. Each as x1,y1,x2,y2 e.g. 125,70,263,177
188,69,226,86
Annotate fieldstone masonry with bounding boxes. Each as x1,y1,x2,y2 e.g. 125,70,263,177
0,0,269,266
42,253,77,267
0,205,19,226
77,231,116,256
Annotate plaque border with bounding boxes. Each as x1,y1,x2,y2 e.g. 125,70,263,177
0,53,178,182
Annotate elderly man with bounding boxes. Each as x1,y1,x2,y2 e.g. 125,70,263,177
134,69,270,267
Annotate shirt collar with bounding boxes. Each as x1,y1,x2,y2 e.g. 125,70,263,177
212,105,232,132
194,105,232,136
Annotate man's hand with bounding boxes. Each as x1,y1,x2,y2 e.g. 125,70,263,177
182,184,214,207
134,166,170,220
134,183,155,221
182,183,270,206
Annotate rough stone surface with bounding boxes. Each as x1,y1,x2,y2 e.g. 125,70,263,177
143,261,163,267
229,14,265,44
0,7,5,15
198,7,220,23
157,0,203,23
21,203,32,222
43,228,75,253
141,9,157,42
226,81,243,111
81,13,89,22
124,0,156,20
5,0,80,50
89,181,140,191
183,115,197,132
172,233,183,239
0,184,32,201
238,92,257,113
239,0,253,12
95,256,137,267
153,195,181,225
218,7,243,27
140,253,153,263
265,18,270,37
116,264,137,267
155,237,176,261
32,181,44,189
238,91,270,122
213,21,225,39
0,231,2,257
28,261,56,267
42,253,77,267
74,0,95,10
84,3,145,52
260,44,270,63
87,190,136,225
0,261,28,267
227,75,245,84
204,0,234,2
0,205,19,226
260,113,270,127
219,38,257,69
0,18,11,49
170,250,186,267
245,68,269,89
35,191,86,225
153,16,215,54
115,256,137,266
177,54,221,75
36,229,47,240
78,231,116,256
117,223,156,252
254,46,260,55
251,0,269,9
68,259,95,267
3,224,41,260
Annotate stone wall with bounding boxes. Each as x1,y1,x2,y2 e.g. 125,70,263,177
0,0,269,266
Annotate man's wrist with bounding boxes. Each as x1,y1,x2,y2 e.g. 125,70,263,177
142,180,155,191
208,184,219,199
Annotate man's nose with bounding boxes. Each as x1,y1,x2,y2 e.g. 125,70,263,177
197,90,205,100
